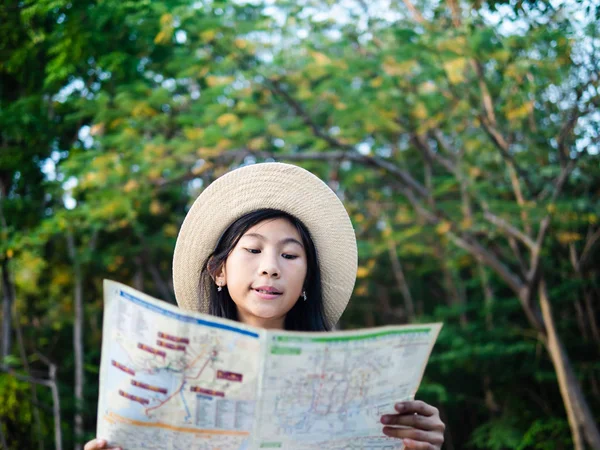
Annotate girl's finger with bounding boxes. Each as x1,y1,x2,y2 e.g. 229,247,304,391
381,413,444,431
83,439,122,450
382,427,443,447
83,439,106,450
394,400,439,417
403,437,439,450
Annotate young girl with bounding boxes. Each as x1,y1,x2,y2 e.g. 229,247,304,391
85,163,445,450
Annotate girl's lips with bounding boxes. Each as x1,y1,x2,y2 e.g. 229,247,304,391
252,288,281,300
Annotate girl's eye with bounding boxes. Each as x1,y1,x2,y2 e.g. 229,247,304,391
245,248,260,254
282,254,298,260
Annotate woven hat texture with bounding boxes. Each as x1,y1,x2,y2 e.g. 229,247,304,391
172,162,357,327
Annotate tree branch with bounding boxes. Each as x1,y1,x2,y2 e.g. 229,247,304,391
412,133,458,175
479,114,534,196
556,81,599,167
400,0,426,24
447,0,462,27
472,60,498,127
0,365,54,388
417,130,536,253
387,239,416,321
472,57,534,196
508,236,528,277
265,79,354,152
579,227,600,272
160,149,430,199
525,161,575,307
449,233,525,298
483,210,536,250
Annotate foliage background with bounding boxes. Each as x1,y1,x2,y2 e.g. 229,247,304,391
1,0,599,449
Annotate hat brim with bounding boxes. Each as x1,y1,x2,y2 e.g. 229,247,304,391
172,162,357,328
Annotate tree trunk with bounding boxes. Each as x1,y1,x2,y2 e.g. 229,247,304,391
49,362,63,450
582,289,600,349
569,242,600,348
442,258,467,326
1,258,13,360
67,233,84,450
477,262,494,329
483,375,500,414
539,280,600,450
375,284,395,324
2,357,63,450
0,419,8,449
15,308,45,450
133,256,144,291
0,180,10,360
573,299,588,342
387,240,415,321
144,253,174,302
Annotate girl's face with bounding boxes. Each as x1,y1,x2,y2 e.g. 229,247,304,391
216,218,307,329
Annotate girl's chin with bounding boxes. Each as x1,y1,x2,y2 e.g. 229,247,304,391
248,307,285,319
234,298,297,322
241,310,287,329
245,304,292,319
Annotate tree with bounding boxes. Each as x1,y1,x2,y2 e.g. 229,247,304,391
1,0,598,448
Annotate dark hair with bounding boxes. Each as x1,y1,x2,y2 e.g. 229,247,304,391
199,209,329,331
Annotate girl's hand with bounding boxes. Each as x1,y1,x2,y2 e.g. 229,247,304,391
380,400,445,449
83,438,122,450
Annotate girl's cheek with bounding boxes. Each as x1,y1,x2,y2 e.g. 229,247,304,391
234,250,254,262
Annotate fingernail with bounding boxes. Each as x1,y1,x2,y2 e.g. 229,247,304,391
381,415,390,424
395,402,404,411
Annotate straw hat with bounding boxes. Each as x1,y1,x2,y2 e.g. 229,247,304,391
172,162,357,327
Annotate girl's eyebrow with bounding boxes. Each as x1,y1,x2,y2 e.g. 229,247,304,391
242,232,304,248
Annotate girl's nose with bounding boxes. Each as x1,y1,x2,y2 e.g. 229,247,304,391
261,267,279,277
259,252,280,277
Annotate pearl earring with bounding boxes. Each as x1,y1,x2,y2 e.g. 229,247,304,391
302,291,307,301
217,283,222,292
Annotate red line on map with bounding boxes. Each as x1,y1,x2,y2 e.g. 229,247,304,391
158,332,190,344
145,379,185,414
111,360,135,376
216,370,243,382
187,352,214,380
190,386,225,397
131,379,168,394
156,340,186,351
119,389,149,405
138,343,166,358
144,349,215,415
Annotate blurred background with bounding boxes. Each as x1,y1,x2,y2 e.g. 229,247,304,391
1,0,599,449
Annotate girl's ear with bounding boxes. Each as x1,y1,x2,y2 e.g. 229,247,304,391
207,256,227,286
213,263,227,287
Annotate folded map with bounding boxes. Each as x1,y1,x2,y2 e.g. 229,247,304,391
97,280,442,450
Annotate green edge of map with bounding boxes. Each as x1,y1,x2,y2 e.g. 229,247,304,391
274,328,432,343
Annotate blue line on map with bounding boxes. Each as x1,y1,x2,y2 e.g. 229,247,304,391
181,381,191,422
119,290,260,338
